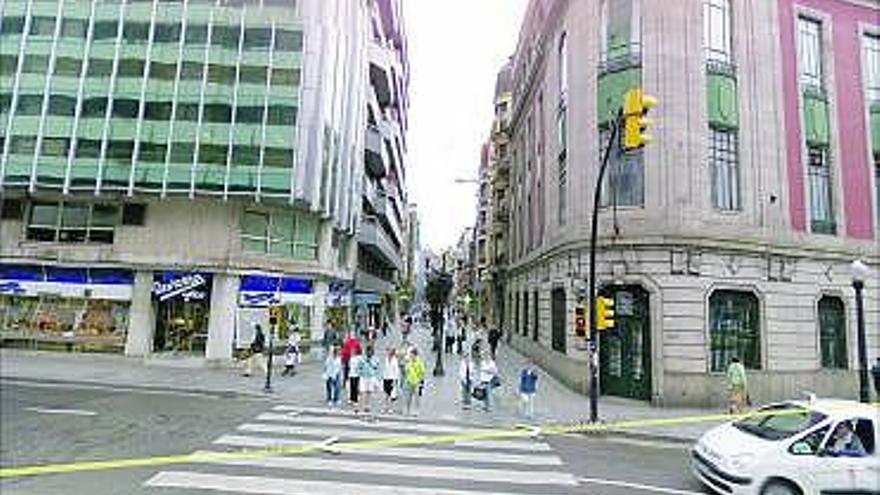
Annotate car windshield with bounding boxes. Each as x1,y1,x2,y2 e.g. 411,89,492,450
734,404,827,441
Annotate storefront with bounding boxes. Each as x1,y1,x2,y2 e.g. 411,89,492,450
353,291,382,332
235,274,313,351
324,281,352,339
152,272,212,354
0,264,132,351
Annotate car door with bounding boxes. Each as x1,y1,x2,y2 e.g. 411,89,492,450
785,425,832,492
848,418,879,492
812,418,876,493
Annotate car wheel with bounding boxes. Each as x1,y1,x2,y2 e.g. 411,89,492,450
761,480,801,495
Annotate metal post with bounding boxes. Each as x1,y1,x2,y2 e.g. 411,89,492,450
264,321,275,393
588,109,622,423
853,280,869,403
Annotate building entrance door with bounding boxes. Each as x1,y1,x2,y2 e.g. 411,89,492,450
599,285,651,400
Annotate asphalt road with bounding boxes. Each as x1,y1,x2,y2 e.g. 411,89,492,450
1,378,711,495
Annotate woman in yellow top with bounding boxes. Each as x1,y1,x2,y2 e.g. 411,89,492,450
404,347,426,416
726,356,748,414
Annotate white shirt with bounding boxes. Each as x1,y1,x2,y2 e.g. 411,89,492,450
383,356,400,380
459,358,474,383
349,355,362,378
479,359,498,383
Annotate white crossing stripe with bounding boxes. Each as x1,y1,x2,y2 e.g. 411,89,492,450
236,422,550,452
212,434,561,466
146,471,529,495
193,451,578,486
256,412,482,434
273,405,480,428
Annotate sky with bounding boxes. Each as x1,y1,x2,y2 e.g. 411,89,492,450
405,0,528,252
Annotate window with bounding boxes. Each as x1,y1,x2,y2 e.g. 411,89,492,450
111,98,139,119
179,61,203,80
22,54,49,74
9,135,37,155
864,35,880,103
818,296,846,369
243,28,271,49
169,142,195,163
80,97,108,118
240,65,267,84
522,292,529,336
54,57,82,77
138,141,166,163
232,145,260,166
790,426,830,455
1,16,25,34
241,211,269,253
600,127,644,207
734,404,825,440
26,202,118,244
709,127,739,210
532,290,539,343
202,103,232,123
798,17,823,91
551,288,566,351
709,290,760,371
266,105,297,126
274,29,302,52
150,61,177,80
75,139,102,158
176,103,200,122
236,106,263,124
241,210,319,260
263,147,293,167
0,55,17,76
106,140,134,161
154,23,180,43
92,20,118,40
207,64,236,85
144,101,172,121
122,22,149,42
198,143,227,166
211,26,240,49
41,137,69,157
270,68,300,86
117,58,145,78
875,155,880,228
29,17,56,37
600,0,642,66
61,18,87,39
48,95,77,116
87,58,114,77
807,146,835,234
703,0,732,66
185,24,208,45
16,94,44,116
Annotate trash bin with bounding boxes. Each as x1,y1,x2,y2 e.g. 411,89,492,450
871,358,880,398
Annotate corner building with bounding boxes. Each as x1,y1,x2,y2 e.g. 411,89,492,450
0,0,369,362
504,0,879,407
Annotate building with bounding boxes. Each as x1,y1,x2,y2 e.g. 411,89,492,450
0,0,371,361
501,0,879,407
472,142,492,325
353,0,409,331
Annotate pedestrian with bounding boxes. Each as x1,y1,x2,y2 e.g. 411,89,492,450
404,347,426,416
382,318,389,338
519,366,539,420
340,330,361,386
726,356,749,414
243,323,266,377
444,325,455,354
382,347,400,413
348,347,363,409
323,345,342,407
357,346,381,414
459,351,474,409
281,329,301,377
322,325,340,356
477,351,499,412
457,322,467,355
488,326,502,359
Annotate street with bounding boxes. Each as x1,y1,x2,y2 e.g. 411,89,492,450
0,377,711,495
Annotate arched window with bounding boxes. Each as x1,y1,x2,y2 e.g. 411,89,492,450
709,290,760,371
818,296,846,369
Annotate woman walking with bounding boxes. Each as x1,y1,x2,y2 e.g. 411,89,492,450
478,351,499,412
357,346,381,415
281,329,301,377
404,347,426,416
382,348,400,413
348,347,363,409
323,345,342,407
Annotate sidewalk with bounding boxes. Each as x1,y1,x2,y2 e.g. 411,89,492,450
0,324,724,442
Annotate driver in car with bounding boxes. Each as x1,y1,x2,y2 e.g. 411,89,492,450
826,421,867,457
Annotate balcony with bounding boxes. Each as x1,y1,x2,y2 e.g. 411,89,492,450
370,63,392,107
358,215,401,271
365,125,388,178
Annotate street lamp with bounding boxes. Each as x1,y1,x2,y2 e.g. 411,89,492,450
850,259,871,403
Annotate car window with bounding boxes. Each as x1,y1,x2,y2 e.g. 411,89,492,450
822,418,875,457
789,426,829,455
734,403,827,441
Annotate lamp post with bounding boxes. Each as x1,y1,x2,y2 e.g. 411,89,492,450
851,259,871,403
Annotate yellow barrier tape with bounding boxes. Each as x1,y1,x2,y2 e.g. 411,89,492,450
2,401,876,479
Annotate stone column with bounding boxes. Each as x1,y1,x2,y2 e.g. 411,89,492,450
311,280,328,357
125,271,155,357
206,274,239,365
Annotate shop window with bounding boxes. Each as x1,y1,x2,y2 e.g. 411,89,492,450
92,20,118,40
239,65,267,85
185,24,208,45
61,18,87,39
243,28,271,49
266,105,297,126
26,202,118,244
16,94,44,116
54,57,82,77
80,98,108,118
274,29,303,52
709,290,760,371
0,16,25,34
818,296,846,369
29,16,56,37
270,68,300,87
236,106,264,124
22,54,49,74
0,295,130,346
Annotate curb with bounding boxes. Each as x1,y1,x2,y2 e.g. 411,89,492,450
582,427,698,445
0,375,274,401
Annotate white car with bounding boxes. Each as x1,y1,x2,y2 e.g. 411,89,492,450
691,398,879,495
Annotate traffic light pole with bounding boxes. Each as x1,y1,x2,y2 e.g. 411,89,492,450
588,109,622,423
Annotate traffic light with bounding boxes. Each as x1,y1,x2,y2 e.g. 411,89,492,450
574,305,587,337
623,88,657,150
596,296,615,331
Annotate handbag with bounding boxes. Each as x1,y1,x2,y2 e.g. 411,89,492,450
471,385,487,401
490,375,501,388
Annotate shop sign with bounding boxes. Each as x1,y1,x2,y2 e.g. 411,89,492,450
353,291,381,305
0,264,133,300
0,281,26,295
326,281,352,307
238,275,312,307
153,272,209,302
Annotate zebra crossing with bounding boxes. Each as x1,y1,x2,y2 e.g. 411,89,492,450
143,404,581,494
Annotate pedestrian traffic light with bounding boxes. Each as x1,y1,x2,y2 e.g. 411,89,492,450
623,88,657,151
596,296,615,331
574,305,587,337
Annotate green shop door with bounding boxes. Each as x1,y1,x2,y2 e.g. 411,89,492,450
599,285,651,400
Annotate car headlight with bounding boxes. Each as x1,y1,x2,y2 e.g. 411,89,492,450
729,453,756,471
